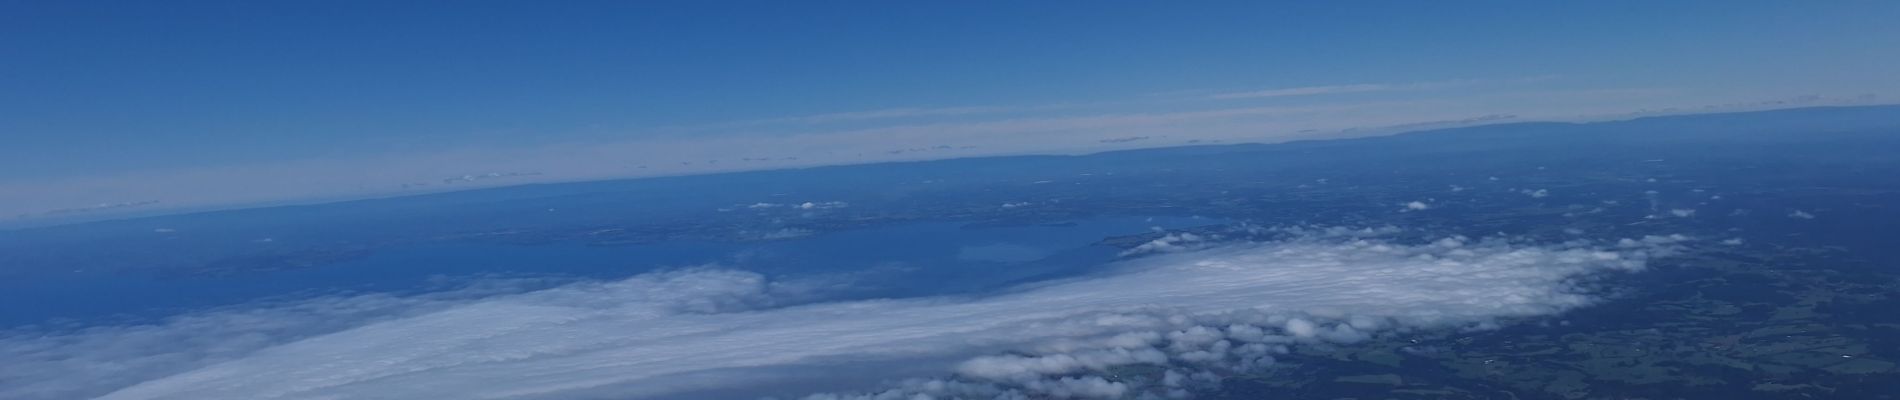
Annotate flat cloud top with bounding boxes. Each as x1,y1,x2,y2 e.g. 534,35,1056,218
0,231,1683,400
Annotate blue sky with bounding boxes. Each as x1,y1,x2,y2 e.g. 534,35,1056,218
3,1,1897,220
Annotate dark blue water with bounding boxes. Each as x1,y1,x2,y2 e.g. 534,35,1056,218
0,216,1218,328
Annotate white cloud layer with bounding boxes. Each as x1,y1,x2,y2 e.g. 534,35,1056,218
0,230,1687,400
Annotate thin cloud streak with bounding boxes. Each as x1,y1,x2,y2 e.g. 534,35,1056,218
758,106,1019,125
1204,76,1561,100
1206,83,1398,100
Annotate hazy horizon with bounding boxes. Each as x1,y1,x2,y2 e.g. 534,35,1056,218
6,1,1900,224
8,102,1891,228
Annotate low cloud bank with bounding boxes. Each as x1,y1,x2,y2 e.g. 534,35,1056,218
0,229,1687,400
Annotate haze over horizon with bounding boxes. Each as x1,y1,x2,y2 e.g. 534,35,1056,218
5,1,1899,222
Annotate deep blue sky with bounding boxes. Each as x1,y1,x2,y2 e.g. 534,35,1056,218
3,1,1897,218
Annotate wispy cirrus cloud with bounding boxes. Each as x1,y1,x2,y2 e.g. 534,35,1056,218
1204,76,1560,100
1205,83,1401,100
705,77,1547,131
758,106,1020,124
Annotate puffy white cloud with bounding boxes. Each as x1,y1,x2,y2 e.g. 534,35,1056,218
1788,210,1816,219
1520,188,1550,198
1670,208,1696,218
957,348,1168,382
1119,233,1217,256
1400,201,1430,211
799,201,850,210
0,230,1687,400
748,201,849,211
